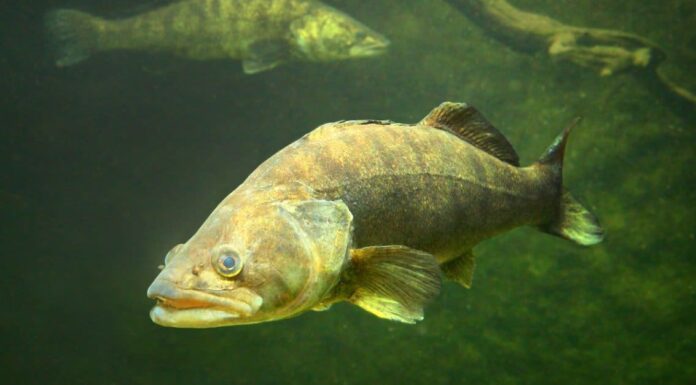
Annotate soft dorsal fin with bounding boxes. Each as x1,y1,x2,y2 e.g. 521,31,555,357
419,102,520,166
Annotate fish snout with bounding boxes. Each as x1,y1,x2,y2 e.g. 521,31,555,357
351,33,390,57
147,278,263,322
147,278,178,302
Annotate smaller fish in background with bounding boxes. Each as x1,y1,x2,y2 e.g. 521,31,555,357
45,0,390,74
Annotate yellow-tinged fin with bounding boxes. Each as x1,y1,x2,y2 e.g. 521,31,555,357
45,9,103,67
343,245,441,324
536,118,605,246
544,190,604,246
419,102,520,166
243,39,290,74
311,303,333,312
441,250,475,288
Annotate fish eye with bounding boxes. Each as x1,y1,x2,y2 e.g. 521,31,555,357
213,251,243,278
355,31,367,40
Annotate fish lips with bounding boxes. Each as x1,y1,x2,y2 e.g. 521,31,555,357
350,35,390,57
147,279,263,328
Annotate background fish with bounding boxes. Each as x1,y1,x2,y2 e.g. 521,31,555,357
45,0,389,73
147,102,603,327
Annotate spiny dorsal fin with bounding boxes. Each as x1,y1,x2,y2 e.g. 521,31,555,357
419,102,520,166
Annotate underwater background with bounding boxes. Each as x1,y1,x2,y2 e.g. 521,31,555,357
1,0,694,384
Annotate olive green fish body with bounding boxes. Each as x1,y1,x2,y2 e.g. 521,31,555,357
147,102,604,328
99,0,308,59
242,121,557,263
46,0,389,73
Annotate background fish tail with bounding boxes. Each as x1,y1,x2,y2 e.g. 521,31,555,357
45,9,104,67
537,118,604,246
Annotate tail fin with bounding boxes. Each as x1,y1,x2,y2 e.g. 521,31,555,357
45,9,102,67
537,118,605,246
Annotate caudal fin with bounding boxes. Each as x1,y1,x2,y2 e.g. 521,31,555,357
546,189,604,246
45,9,101,67
537,118,605,246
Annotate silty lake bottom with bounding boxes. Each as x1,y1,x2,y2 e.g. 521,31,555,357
1,0,694,384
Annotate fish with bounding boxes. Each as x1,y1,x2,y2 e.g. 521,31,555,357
45,0,389,74
147,102,604,328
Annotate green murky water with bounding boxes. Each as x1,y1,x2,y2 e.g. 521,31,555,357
1,1,694,384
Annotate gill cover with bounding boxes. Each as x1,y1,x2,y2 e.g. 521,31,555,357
289,6,388,61
274,199,353,314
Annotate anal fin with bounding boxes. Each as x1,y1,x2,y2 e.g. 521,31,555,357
441,250,476,288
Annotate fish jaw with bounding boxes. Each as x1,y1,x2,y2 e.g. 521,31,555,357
147,279,263,328
349,33,390,58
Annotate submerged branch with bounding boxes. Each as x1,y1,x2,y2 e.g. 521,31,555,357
445,0,695,108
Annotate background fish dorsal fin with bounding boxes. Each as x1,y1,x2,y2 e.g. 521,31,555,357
419,102,520,166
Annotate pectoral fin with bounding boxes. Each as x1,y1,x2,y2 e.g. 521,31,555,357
243,39,289,74
343,245,441,323
311,303,333,312
441,250,476,288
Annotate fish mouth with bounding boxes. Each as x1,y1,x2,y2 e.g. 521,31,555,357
350,35,390,57
147,279,263,328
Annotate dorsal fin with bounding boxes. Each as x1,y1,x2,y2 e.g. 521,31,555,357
419,102,520,166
